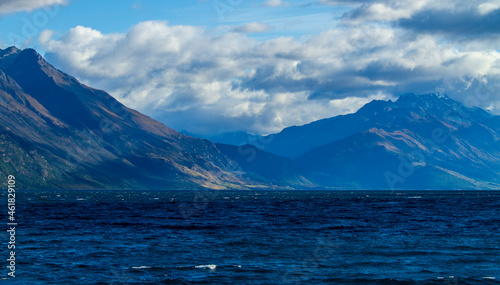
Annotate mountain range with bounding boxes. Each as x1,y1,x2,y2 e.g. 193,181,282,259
1,47,499,190
294,95,500,189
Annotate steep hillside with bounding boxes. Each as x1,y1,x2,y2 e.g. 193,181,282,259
0,47,251,190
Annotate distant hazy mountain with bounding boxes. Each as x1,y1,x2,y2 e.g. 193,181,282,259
215,143,312,188
0,47,253,189
182,131,263,146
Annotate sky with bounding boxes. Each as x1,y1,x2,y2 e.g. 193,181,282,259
0,0,499,136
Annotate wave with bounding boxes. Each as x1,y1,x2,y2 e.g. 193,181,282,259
195,264,217,270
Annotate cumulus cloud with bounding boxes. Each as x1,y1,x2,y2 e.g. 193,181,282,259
262,0,290,7
41,2,500,135
0,0,66,14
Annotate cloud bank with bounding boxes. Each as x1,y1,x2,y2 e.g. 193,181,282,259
40,1,500,135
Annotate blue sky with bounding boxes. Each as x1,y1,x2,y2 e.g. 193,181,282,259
0,0,346,50
1,0,500,135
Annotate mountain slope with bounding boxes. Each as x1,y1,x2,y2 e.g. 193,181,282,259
0,47,251,190
215,143,312,187
295,94,500,189
254,100,391,159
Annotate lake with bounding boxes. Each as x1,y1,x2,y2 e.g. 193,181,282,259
2,190,499,284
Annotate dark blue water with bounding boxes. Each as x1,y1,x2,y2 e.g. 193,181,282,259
1,190,499,284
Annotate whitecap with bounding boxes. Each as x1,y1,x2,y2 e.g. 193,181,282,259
195,264,217,270
483,277,496,280
132,266,151,269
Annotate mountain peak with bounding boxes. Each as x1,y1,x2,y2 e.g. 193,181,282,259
396,93,451,104
356,99,394,119
354,93,454,119
394,93,457,111
0,47,48,74
0,46,20,58
0,47,22,71
16,48,46,66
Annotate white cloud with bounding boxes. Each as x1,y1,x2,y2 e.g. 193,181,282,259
262,0,290,7
0,0,66,14
40,3,500,135
38,29,54,45
478,0,500,14
232,22,274,33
